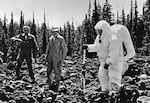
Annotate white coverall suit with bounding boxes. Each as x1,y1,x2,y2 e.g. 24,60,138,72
87,21,135,91
111,24,135,75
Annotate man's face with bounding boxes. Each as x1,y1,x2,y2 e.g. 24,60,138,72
52,31,58,37
96,29,103,36
23,27,30,34
96,29,103,43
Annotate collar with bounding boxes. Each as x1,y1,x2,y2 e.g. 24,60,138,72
52,35,59,39
22,33,31,36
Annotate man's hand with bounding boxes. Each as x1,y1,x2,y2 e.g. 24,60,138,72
104,63,112,69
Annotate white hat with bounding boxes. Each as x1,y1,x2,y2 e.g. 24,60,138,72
51,27,59,32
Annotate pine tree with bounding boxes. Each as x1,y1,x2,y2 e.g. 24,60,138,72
76,26,82,55
42,10,47,54
88,0,101,43
132,0,139,50
59,26,63,36
129,0,133,33
9,12,14,38
63,24,67,42
116,9,120,24
3,14,7,39
102,0,113,25
2,14,7,62
141,0,150,55
31,11,37,38
121,8,126,25
126,14,130,30
88,0,91,18
71,21,76,54
19,11,24,33
92,0,102,26
66,21,72,56
136,18,144,49
83,14,94,44
71,22,75,44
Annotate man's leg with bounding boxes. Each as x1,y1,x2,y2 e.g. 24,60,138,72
98,63,110,91
109,63,123,91
53,60,61,82
15,57,24,79
47,60,53,84
53,59,61,92
26,57,35,82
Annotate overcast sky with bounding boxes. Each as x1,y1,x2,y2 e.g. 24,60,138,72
0,0,147,27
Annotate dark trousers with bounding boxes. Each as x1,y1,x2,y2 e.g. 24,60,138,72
16,55,34,80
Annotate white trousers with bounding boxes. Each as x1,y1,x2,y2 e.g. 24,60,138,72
98,62,124,91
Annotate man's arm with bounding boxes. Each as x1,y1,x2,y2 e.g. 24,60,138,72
87,35,99,52
11,34,22,42
61,37,68,62
32,35,39,58
45,39,51,61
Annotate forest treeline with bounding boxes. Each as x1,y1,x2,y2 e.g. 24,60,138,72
0,0,150,62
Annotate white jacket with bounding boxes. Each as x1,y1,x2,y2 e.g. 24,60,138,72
88,20,122,64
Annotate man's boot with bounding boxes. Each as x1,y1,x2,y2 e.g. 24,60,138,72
55,81,59,92
30,75,36,84
31,78,36,84
49,81,59,92
15,72,22,80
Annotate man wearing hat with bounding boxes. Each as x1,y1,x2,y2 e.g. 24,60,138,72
46,27,67,91
11,25,38,83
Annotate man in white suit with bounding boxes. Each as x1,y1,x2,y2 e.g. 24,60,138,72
83,20,135,92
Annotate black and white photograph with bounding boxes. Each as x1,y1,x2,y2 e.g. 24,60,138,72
0,0,149,103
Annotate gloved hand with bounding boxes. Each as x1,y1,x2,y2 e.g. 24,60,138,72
104,63,111,69
83,44,88,50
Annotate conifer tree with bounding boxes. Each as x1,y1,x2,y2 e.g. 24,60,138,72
31,11,37,38
102,0,113,25
66,22,72,56
132,0,139,50
141,0,150,55
19,11,24,33
2,14,7,62
63,24,67,42
121,8,126,25
129,0,133,33
42,10,47,54
116,9,120,24
92,0,102,26
9,12,14,38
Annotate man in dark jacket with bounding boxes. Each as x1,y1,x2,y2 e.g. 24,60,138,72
11,25,38,83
